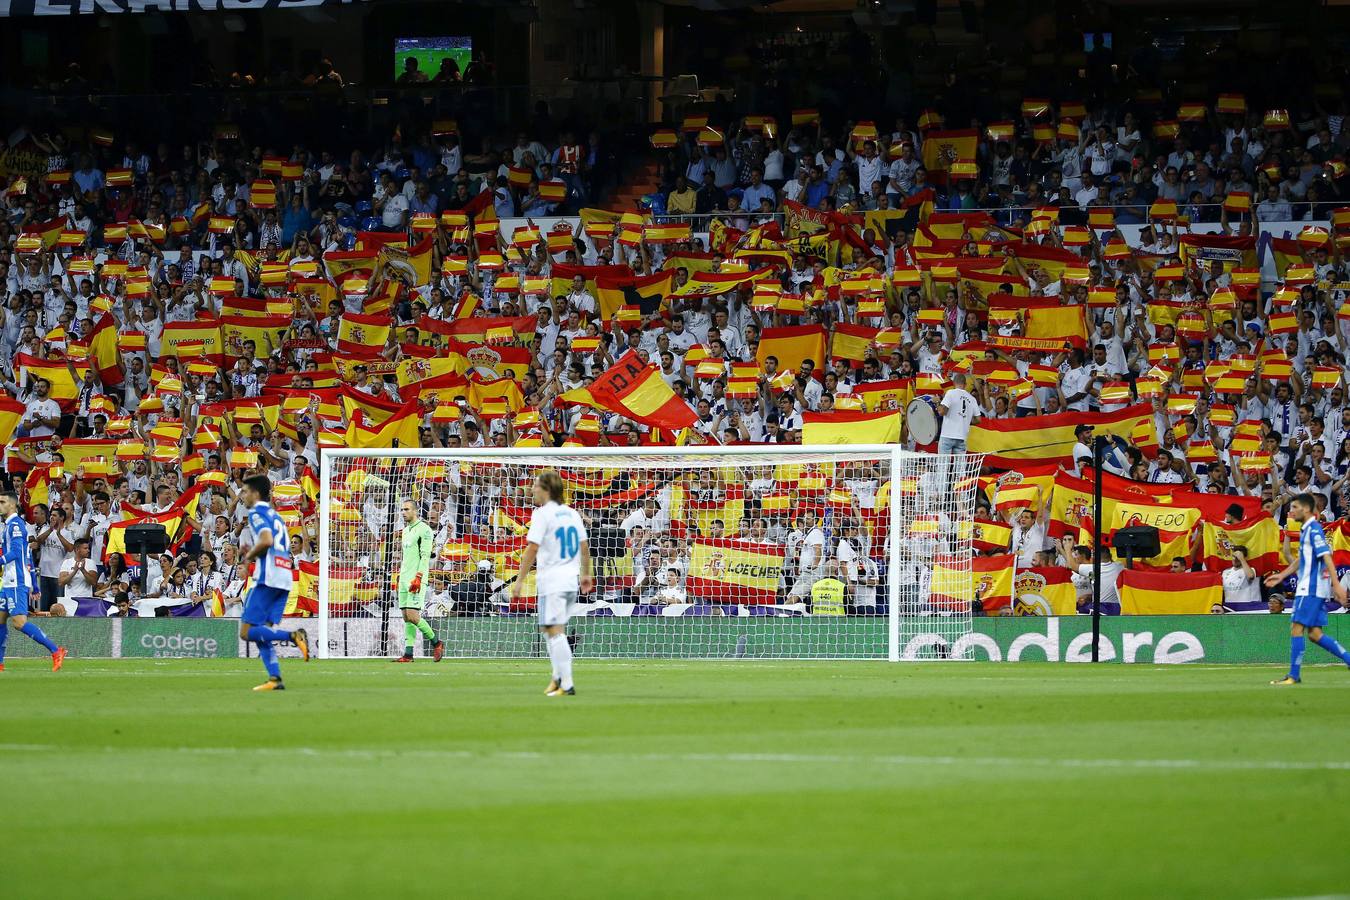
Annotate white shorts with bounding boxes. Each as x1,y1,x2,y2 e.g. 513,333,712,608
539,591,577,627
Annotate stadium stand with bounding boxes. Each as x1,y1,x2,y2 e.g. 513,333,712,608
5,18,1350,622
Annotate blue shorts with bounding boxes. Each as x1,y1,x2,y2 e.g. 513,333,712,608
1292,594,1330,630
242,585,291,626
0,587,28,617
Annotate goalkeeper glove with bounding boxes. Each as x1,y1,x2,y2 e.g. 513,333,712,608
410,574,422,593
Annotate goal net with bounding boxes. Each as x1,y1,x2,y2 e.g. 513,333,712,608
316,447,984,660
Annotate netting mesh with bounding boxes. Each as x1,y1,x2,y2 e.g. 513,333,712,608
318,449,983,660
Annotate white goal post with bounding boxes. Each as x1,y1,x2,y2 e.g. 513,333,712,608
316,446,984,661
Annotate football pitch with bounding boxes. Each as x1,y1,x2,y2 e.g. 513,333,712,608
4,659,1347,899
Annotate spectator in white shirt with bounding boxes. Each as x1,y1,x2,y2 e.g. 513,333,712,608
57,538,102,605
22,378,61,438
937,374,983,453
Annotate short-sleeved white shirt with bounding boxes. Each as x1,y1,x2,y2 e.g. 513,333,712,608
527,501,589,596
939,388,980,441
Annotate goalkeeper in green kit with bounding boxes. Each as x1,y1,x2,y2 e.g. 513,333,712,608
394,500,445,663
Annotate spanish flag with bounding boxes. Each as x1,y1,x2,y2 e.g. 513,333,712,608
1120,569,1221,614
467,375,525,415
673,268,771,297
919,130,980,183
549,262,634,303
378,236,435,287
801,409,900,444
336,312,391,357
0,396,24,446
594,269,673,320
222,314,290,359
853,378,910,412
582,351,698,431
969,554,1015,614
1200,516,1284,576
968,403,1153,468
84,313,125,386
162,319,226,365
685,538,785,605
757,324,828,375
14,354,85,412
971,517,1013,553
830,323,879,366
345,399,421,449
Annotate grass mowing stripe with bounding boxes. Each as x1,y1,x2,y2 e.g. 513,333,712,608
2,741,1347,773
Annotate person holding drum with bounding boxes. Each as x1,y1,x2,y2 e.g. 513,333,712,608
936,373,984,456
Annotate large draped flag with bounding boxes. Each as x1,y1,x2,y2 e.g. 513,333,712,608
801,410,901,444
757,324,828,375
576,351,698,431
1119,569,1221,614
685,538,786,605
594,269,674,320
968,403,1153,468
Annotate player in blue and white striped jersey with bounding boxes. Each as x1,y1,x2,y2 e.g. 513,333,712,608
1264,492,1350,685
0,492,66,672
238,476,309,691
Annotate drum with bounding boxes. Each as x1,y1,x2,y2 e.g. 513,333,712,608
906,397,939,445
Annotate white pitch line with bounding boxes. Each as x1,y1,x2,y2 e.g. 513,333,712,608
0,742,1347,774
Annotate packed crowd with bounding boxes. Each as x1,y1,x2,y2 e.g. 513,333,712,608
2,91,1349,619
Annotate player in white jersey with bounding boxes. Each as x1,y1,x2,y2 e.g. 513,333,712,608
511,469,591,697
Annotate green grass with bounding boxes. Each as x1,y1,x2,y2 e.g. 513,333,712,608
4,658,1349,899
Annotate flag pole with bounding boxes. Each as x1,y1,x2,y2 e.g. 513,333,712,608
1091,435,1105,663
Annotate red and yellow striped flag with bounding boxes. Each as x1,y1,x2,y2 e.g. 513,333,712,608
686,539,786,605
1119,570,1221,614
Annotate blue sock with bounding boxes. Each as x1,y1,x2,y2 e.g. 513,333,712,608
247,624,292,643
1290,635,1306,680
0,623,8,663
20,622,57,654
257,641,281,679
1314,634,1350,665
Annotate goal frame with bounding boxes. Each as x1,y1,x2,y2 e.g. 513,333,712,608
316,445,982,661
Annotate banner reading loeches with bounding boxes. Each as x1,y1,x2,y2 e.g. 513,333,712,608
685,539,786,605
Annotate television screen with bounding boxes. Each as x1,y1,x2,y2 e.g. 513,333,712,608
394,36,472,81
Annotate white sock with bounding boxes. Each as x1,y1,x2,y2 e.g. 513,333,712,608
547,633,573,690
